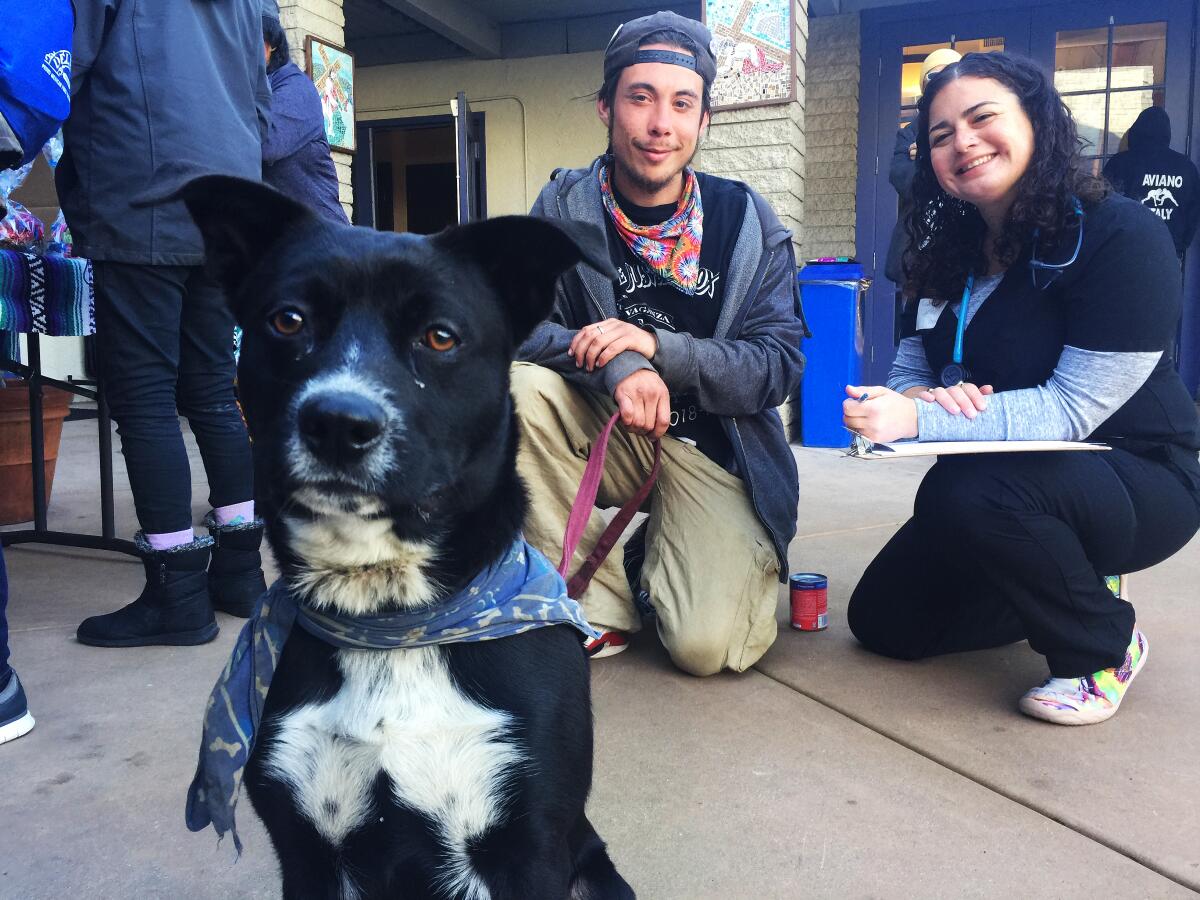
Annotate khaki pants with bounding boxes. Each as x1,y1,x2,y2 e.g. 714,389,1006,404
511,362,780,676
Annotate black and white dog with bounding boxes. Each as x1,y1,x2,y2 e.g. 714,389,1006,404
178,175,633,900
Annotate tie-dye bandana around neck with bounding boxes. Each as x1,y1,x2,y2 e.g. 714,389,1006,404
599,161,704,294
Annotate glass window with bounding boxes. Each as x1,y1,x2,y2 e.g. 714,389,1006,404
1055,27,1109,92
1062,93,1108,154
954,37,1006,56
1055,21,1167,168
1111,22,1166,87
900,37,1004,112
1106,89,1157,155
901,42,950,108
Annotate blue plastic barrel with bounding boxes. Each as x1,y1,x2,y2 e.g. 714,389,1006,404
796,261,865,448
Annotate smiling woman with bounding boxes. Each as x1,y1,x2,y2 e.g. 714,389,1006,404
904,55,1109,303
843,51,1200,727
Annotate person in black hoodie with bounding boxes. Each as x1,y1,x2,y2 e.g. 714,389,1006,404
261,13,347,223
1103,106,1200,259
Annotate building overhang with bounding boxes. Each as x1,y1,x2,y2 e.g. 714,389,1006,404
345,0,698,66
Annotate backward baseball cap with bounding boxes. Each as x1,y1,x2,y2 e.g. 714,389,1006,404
603,11,717,87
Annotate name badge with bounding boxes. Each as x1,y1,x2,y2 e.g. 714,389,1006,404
915,297,944,332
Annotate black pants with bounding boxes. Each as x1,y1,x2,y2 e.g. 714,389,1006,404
93,262,254,534
0,545,9,684
848,449,1200,677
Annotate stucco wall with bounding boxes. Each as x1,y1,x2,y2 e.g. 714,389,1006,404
356,52,611,216
800,12,859,260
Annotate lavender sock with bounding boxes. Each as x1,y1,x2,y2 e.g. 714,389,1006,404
146,528,195,551
213,501,255,527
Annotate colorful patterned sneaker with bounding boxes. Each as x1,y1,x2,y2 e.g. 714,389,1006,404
0,670,35,746
584,630,629,659
1019,629,1148,726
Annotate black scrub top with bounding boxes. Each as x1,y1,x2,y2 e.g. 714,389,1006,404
911,193,1200,464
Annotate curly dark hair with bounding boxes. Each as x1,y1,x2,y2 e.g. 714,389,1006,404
263,16,291,75
903,52,1108,301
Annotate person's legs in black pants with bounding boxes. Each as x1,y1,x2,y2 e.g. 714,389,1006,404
77,263,255,646
93,263,197,534
0,544,35,744
0,544,9,687
849,449,1200,721
176,268,265,616
176,267,254,510
847,516,1026,662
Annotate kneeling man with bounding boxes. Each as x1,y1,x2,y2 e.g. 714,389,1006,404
513,11,806,676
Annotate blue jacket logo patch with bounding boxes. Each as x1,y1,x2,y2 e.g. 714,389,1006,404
42,50,72,98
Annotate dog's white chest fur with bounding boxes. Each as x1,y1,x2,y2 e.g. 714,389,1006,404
263,645,523,898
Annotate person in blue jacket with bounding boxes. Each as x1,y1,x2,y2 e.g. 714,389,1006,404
0,0,73,170
261,13,347,223
0,0,75,746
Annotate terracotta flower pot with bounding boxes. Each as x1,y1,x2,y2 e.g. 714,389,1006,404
0,381,74,525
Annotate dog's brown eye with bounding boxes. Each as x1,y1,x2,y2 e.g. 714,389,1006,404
271,309,305,336
422,327,458,352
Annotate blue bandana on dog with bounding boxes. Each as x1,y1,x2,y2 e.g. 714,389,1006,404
185,537,597,852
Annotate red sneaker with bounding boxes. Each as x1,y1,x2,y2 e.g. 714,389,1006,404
583,630,629,659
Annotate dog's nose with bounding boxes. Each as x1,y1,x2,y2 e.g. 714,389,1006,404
297,392,387,466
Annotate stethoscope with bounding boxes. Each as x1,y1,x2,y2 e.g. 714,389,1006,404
938,198,1085,388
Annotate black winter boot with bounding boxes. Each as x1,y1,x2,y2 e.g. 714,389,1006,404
205,513,268,618
77,533,218,647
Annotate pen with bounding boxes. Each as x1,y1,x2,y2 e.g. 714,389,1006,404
857,392,869,402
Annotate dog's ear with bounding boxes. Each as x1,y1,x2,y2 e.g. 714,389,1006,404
136,174,314,303
434,216,614,342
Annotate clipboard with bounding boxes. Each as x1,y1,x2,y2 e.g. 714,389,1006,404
844,432,1111,460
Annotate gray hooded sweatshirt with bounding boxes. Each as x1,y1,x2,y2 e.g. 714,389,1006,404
521,157,808,575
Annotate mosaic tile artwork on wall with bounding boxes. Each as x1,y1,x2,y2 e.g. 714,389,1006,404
705,0,794,110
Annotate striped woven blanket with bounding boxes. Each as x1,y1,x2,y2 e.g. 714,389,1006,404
0,249,94,337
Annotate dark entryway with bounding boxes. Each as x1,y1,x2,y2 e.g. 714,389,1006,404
352,102,486,233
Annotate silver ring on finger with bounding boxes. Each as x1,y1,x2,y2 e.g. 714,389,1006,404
596,325,605,335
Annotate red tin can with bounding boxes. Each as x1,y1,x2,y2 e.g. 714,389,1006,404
790,573,828,631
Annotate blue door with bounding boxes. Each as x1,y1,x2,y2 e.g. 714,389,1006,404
856,0,1199,390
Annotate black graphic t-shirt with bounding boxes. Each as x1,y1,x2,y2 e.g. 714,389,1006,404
605,173,745,470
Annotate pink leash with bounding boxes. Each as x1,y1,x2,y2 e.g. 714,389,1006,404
557,413,662,599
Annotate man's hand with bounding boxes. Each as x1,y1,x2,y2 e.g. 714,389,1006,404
908,142,917,160
842,385,918,443
614,369,671,439
569,318,656,372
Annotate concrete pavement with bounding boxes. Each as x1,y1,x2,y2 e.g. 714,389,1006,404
1,417,1197,898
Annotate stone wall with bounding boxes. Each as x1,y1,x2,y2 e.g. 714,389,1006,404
278,0,354,219
799,12,859,261
696,0,807,254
